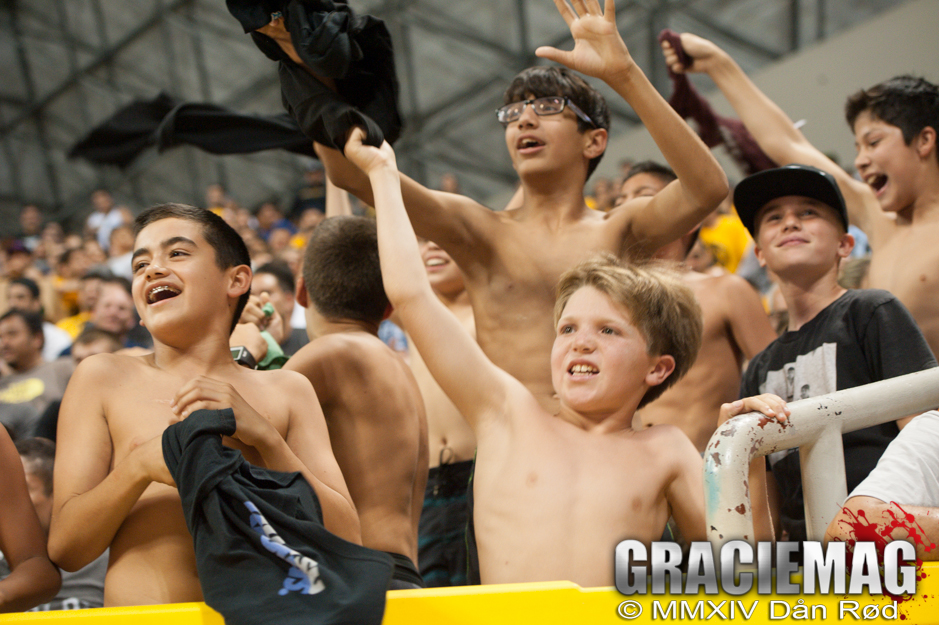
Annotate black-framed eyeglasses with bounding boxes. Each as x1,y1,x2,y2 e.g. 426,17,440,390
496,96,596,128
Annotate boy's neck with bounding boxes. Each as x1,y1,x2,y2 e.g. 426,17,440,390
778,268,846,331
899,169,939,225
555,400,640,434
306,316,380,340
435,286,471,311
151,337,240,377
514,168,591,219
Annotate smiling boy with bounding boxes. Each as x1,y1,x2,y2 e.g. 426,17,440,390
732,165,936,543
343,127,706,587
312,0,727,412
659,32,939,359
48,204,358,606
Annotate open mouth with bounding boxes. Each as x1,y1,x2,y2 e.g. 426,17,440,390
517,137,545,150
147,285,181,304
569,363,599,377
865,173,888,193
425,257,448,267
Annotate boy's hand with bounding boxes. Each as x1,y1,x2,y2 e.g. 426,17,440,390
171,376,278,451
536,0,631,82
343,127,396,175
131,436,176,487
719,394,790,426
661,32,723,75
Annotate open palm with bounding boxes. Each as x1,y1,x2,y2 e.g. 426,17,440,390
536,0,630,81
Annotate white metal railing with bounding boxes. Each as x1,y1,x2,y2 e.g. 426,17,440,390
704,367,939,546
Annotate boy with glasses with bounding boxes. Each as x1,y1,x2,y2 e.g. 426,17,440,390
308,0,728,411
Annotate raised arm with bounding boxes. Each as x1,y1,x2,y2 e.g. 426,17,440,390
314,144,482,257
537,0,728,253
49,356,169,572
663,32,881,236
0,429,60,612
342,128,519,431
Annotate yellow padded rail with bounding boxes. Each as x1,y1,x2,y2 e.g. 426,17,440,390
2,565,938,624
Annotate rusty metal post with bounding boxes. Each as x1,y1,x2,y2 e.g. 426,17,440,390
705,367,939,547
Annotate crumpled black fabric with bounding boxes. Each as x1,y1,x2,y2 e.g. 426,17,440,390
227,0,402,152
659,29,777,176
163,408,393,625
68,92,315,168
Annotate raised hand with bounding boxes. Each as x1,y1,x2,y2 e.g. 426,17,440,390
343,127,396,177
661,32,723,75
536,0,631,82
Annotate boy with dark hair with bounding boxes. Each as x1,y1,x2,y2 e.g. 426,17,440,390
728,165,937,543
0,427,60,612
660,33,939,360
312,0,728,412
621,162,777,452
342,128,705,587
285,215,429,589
49,203,359,606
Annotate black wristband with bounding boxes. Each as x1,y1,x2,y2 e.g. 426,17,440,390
230,346,258,369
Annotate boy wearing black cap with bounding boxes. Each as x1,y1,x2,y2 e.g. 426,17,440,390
725,164,937,544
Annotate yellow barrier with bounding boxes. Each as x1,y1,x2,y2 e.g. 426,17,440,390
2,564,938,624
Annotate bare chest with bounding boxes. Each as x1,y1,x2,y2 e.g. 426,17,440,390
869,230,939,320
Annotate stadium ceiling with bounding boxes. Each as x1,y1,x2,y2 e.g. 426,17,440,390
0,0,908,233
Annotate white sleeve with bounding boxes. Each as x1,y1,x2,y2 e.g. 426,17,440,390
846,411,939,507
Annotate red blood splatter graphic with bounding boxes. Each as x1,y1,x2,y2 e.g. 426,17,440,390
836,502,936,606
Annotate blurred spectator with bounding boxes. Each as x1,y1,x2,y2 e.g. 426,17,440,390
252,261,308,356
52,248,92,319
106,225,135,280
439,173,460,194
82,239,107,267
586,177,618,212
242,230,273,268
18,205,44,252
85,278,151,349
0,310,73,441
56,268,111,340
6,278,72,361
13,438,107,610
290,161,327,220
84,190,131,253
254,200,296,243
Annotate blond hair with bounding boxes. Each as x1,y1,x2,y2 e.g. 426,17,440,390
554,254,703,407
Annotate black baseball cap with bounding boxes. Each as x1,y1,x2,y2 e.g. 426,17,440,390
734,165,849,239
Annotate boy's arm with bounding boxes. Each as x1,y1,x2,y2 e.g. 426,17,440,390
537,0,728,254
343,128,519,431
171,373,361,544
663,430,707,543
0,429,60,612
49,356,171,572
826,497,939,561
720,275,778,361
315,142,484,258
663,32,881,237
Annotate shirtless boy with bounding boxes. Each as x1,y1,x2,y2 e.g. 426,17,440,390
312,0,728,411
660,32,939,356
621,162,776,452
48,204,358,606
410,240,476,586
343,127,706,587
284,215,428,590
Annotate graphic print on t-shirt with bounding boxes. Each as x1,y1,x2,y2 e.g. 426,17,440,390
759,343,837,402
245,500,326,596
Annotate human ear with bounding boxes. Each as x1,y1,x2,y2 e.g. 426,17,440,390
646,354,676,387
583,128,608,160
753,244,767,268
837,232,855,259
227,265,252,299
295,277,309,308
915,126,936,160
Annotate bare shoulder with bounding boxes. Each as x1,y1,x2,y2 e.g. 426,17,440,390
631,424,701,470
65,352,151,398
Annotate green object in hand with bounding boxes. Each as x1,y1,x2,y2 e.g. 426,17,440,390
262,303,275,317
